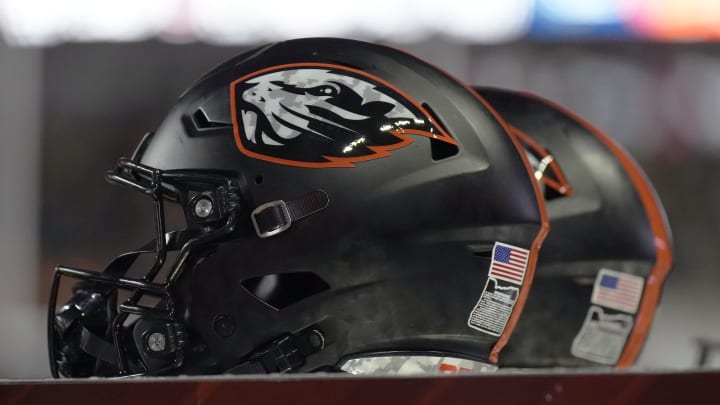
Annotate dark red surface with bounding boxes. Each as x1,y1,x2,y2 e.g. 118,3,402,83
1,371,717,405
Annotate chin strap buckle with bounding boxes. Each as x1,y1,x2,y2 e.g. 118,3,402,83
251,190,329,238
227,328,325,374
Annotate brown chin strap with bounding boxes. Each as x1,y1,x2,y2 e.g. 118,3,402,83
251,190,330,238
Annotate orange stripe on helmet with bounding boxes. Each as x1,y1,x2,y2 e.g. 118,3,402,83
416,70,549,365
470,94,550,364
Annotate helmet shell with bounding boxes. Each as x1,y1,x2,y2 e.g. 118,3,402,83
131,39,548,372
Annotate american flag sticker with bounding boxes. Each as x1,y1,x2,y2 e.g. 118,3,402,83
488,242,530,285
591,269,645,314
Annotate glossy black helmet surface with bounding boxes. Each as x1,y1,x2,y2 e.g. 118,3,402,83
48,39,548,377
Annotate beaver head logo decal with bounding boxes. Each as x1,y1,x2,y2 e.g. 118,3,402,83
230,63,457,168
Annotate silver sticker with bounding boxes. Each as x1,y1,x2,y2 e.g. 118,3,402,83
571,305,634,365
339,355,497,375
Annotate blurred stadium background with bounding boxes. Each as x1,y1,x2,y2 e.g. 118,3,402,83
1,0,719,377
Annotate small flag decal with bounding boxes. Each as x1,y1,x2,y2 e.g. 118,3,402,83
488,242,529,285
591,269,644,314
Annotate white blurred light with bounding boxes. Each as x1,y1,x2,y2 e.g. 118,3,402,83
415,0,533,42
191,0,533,44
0,0,531,46
0,0,179,45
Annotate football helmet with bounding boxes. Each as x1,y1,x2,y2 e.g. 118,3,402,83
48,38,548,377
475,87,673,368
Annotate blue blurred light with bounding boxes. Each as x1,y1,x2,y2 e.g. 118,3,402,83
530,0,634,39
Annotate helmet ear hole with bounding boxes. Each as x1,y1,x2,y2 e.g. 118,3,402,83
241,272,330,310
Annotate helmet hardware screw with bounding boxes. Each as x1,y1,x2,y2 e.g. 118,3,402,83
213,314,236,338
194,197,213,218
147,332,167,352
308,329,324,349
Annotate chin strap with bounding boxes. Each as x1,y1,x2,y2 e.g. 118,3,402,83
251,190,330,238
227,328,325,374
53,289,119,376
78,326,119,366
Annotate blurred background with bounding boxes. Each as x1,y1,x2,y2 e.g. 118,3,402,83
1,0,719,378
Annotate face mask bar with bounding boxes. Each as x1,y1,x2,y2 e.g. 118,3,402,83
48,158,243,377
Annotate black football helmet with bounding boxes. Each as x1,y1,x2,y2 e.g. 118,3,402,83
475,87,673,368
48,38,549,377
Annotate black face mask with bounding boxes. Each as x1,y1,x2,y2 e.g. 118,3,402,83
49,157,243,377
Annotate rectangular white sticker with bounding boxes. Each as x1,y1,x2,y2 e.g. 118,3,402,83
591,268,644,314
467,278,519,336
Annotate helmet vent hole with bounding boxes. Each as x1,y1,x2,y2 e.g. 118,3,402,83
254,175,264,185
472,249,493,259
421,103,459,161
469,243,494,258
192,108,232,129
518,142,571,201
241,272,330,310
430,137,460,161
544,186,565,201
